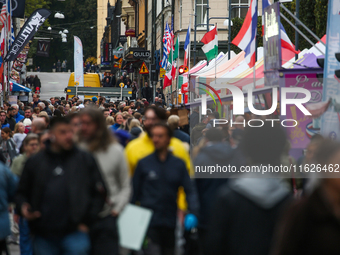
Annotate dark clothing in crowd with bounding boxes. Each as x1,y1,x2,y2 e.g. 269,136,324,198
132,152,199,228
43,106,52,116
15,144,106,237
32,100,41,109
90,215,119,255
132,152,199,255
156,91,165,101
190,111,199,130
205,178,290,255
271,187,340,255
6,117,16,131
194,143,242,230
131,84,137,100
110,76,116,87
116,79,125,87
191,122,207,146
173,129,190,144
33,77,41,91
103,81,111,87
142,86,153,102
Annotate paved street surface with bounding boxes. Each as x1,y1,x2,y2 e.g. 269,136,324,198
27,71,71,100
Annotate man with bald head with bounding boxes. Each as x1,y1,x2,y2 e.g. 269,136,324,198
31,118,46,134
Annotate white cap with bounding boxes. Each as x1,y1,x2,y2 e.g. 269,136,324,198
23,118,32,126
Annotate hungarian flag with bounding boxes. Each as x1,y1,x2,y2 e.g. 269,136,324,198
163,37,178,89
201,26,218,61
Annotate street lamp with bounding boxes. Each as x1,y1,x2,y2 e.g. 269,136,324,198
54,12,65,19
47,26,52,31
63,29,69,34
223,19,233,28
62,38,67,43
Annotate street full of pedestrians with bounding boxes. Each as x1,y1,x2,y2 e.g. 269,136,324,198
0,82,339,255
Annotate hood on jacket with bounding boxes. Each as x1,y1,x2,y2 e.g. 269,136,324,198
229,177,290,209
195,142,234,166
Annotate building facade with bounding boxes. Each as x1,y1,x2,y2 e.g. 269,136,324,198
98,0,254,101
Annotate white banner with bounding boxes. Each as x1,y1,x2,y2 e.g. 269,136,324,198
74,36,84,87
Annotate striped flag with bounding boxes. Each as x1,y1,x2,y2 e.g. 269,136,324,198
161,22,171,69
170,15,175,51
0,3,6,25
232,0,258,68
183,23,190,66
7,0,12,50
262,0,299,54
164,19,176,89
201,26,218,61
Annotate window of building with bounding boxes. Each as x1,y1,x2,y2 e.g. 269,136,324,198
230,0,249,19
196,0,207,28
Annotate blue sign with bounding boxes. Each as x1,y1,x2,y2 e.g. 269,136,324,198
320,0,340,139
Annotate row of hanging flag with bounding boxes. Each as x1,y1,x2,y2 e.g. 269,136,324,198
0,0,15,80
232,0,298,68
161,0,299,89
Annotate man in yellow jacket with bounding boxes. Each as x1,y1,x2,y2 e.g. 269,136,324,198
125,106,191,210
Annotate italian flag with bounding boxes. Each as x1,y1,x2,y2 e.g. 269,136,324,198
163,37,179,89
201,26,218,62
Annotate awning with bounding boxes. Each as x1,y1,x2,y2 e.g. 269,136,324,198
10,81,31,92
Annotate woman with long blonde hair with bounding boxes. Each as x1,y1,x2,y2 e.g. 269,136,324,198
13,122,27,153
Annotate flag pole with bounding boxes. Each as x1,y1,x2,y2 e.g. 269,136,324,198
4,2,7,104
215,23,217,81
188,19,191,105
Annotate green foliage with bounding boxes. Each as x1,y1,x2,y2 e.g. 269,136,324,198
31,0,97,72
315,0,328,37
280,0,327,51
229,17,263,54
229,17,244,54
280,1,296,45
25,0,51,17
86,56,97,65
299,0,317,50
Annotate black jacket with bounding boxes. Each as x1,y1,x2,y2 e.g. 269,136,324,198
43,106,52,116
142,86,153,102
33,77,41,88
205,178,291,255
15,144,107,236
194,143,244,229
6,117,16,131
173,129,190,144
189,111,199,129
132,152,199,228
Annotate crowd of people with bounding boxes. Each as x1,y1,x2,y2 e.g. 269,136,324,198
0,92,339,255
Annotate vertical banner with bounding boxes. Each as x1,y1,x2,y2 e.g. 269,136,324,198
74,36,84,88
320,1,340,140
4,8,51,61
263,2,281,87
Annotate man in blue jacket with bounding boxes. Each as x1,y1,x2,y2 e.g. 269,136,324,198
132,122,199,255
12,104,24,123
0,163,17,254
